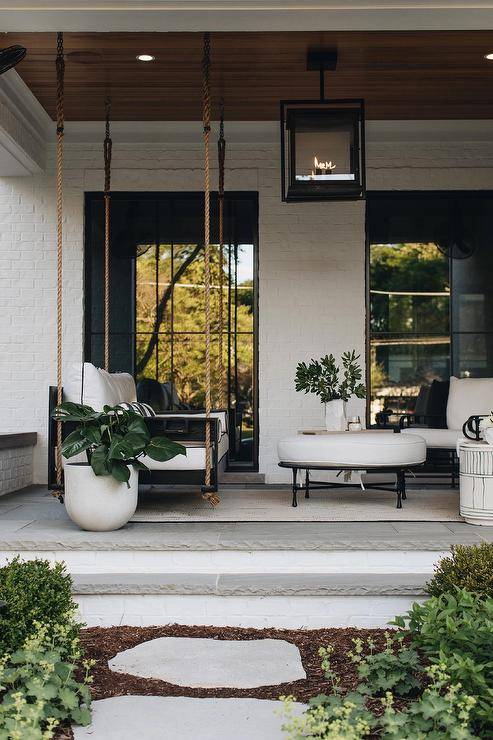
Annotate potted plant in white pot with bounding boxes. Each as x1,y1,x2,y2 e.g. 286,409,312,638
53,402,186,531
295,350,366,431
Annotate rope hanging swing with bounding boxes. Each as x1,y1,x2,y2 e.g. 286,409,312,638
217,99,226,409
55,32,65,491
54,33,221,505
202,33,220,507
103,97,112,371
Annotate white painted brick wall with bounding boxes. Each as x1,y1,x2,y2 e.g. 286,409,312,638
75,593,425,629
0,446,33,495
1,136,493,484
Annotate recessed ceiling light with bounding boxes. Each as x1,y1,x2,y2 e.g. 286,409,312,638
136,54,155,62
485,53,493,60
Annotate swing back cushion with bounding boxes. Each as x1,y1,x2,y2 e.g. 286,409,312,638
64,362,136,410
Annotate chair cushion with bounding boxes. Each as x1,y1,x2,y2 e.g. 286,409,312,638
447,376,493,430
64,363,136,411
277,432,426,467
401,427,464,449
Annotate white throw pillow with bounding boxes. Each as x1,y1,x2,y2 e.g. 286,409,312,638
64,363,136,411
447,375,493,430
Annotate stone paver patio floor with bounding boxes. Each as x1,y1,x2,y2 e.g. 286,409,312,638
108,636,306,688
73,695,306,739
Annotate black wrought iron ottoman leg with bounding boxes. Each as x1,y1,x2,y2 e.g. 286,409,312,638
292,467,298,508
396,470,405,509
305,469,310,499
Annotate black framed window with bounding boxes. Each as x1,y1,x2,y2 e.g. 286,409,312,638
84,192,258,470
367,191,493,423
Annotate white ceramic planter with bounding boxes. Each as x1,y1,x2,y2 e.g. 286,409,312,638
64,463,138,532
324,399,347,431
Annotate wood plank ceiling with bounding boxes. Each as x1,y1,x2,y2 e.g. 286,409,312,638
5,31,493,120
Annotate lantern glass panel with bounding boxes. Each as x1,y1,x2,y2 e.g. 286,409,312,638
293,113,354,183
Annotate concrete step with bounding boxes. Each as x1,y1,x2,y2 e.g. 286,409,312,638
73,571,427,597
73,572,427,629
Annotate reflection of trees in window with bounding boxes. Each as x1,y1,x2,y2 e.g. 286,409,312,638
369,242,450,421
135,243,254,412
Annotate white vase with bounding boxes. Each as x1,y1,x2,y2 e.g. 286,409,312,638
324,399,347,431
64,463,138,532
484,428,493,446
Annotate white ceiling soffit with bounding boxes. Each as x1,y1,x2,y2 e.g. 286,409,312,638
2,1,493,32
0,70,51,175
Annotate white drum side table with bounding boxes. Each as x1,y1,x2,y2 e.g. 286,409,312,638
459,440,493,526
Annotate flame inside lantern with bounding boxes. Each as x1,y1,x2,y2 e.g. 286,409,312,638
314,156,336,172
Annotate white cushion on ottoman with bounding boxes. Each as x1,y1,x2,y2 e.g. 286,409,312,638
278,432,426,467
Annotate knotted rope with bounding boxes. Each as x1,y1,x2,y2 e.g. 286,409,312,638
55,32,65,490
103,97,112,371
202,33,219,506
217,99,226,409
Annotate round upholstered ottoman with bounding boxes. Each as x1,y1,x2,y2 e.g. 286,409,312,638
277,431,426,508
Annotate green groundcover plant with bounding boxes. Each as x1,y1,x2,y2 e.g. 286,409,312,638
0,621,93,740
427,542,493,599
282,589,493,739
0,559,92,739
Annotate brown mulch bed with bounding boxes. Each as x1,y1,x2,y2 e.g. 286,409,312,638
80,623,392,703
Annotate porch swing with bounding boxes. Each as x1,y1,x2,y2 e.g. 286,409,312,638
48,33,226,502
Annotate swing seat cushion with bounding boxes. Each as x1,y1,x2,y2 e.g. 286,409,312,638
141,441,215,471
278,432,426,468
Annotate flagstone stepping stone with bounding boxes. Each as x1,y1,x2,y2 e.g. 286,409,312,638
108,636,306,688
73,695,306,740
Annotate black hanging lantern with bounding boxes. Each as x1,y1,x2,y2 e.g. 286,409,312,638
280,48,365,202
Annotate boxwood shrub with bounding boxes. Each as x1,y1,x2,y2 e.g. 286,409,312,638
0,556,78,655
427,542,493,599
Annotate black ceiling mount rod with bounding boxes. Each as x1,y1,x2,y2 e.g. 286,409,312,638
0,45,27,76
307,47,338,102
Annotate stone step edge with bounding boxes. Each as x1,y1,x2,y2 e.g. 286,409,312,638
72,572,427,597
0,536,465,552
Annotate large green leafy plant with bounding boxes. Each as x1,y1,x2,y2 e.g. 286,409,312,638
53,402,186,485
295,350,366,404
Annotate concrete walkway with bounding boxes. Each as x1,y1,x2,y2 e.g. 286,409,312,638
73,695,305,740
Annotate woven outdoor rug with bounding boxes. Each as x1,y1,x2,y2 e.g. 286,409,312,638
131,487,462,522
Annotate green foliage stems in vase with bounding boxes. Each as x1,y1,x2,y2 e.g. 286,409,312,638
295,350,366,404
52,402,186,486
